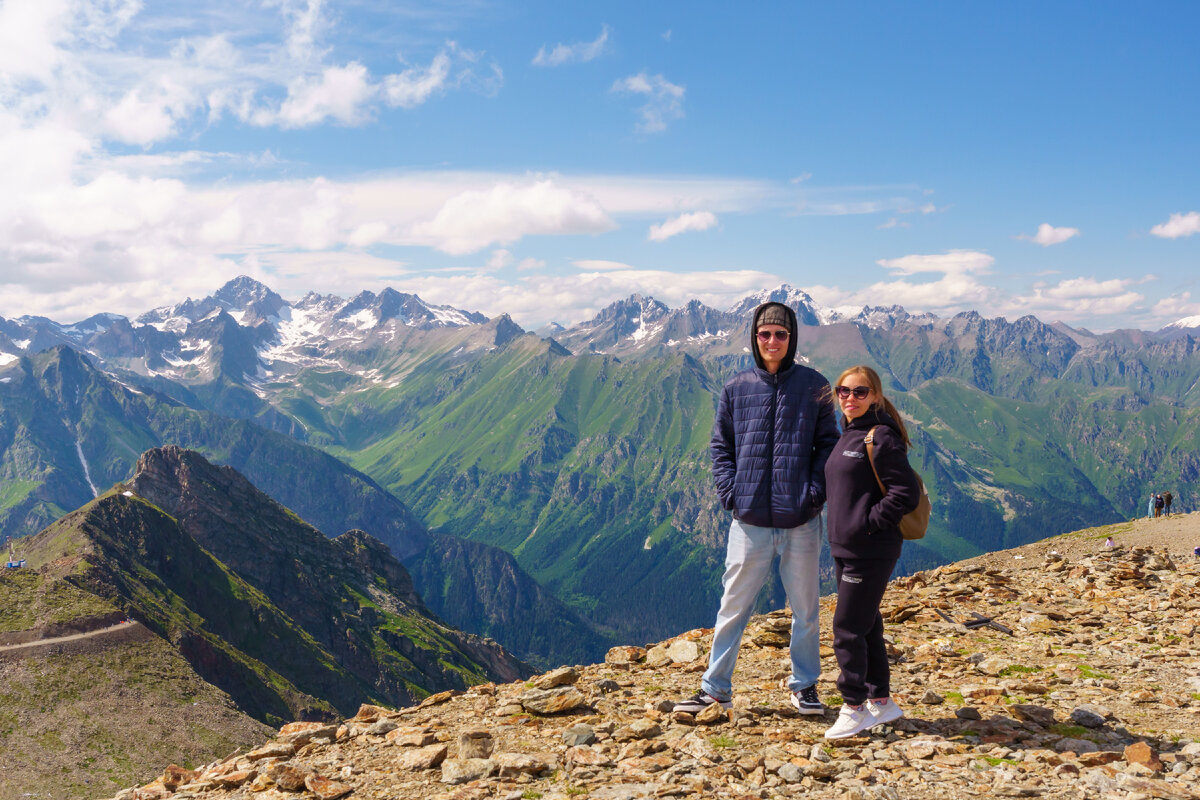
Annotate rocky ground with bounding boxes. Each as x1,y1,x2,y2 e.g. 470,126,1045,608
109,515,1200,800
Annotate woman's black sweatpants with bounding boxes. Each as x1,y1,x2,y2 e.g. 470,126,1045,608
832,556,898,705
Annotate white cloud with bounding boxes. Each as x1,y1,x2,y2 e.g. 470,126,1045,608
877,218,909,230
383,52,451,108
1008,277,1143,318
611,72,685,133
876,250,994,276
532,25,610,67
103,82,198,145
1034,276,1131,301
271,62,376,128
1019,223,1081,246
486,249,514,270
1150,211,1200,239
348,221,389,247
276,0,328,62
648,211,717,242
574,259,635,272
835,273,998,313
0,0,71,83
410,179,616,255
1152,292,1200,320
516,257,545,272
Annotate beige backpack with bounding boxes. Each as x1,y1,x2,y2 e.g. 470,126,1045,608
864,427,931,541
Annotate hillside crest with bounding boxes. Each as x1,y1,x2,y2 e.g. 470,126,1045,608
110,515,1200,800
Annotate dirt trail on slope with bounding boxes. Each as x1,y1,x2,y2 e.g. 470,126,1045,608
0,620,149,660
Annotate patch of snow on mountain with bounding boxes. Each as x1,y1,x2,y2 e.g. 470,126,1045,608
430,305,472,325
75,440,99,497
630,316,662,344
815,307,848,325
161,353,191,367
228,310,246,324
347,308,378,330
0,353,18,367
145,316,190,334
179,338,208,352
12,339,31,349
665,329,730,347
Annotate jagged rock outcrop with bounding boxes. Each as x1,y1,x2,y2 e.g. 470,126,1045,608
109,516,1200,800
126,446,528,702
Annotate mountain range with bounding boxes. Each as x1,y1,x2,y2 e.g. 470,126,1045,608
3,277,1200,663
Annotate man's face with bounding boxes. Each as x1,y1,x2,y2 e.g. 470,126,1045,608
756,323,789,373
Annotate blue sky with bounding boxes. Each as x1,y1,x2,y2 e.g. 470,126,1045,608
1,1,1198,330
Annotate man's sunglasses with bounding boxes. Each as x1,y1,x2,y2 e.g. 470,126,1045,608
755,330,790,342
835,385,871,399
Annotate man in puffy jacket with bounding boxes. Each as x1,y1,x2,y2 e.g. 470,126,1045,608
674,301,839,716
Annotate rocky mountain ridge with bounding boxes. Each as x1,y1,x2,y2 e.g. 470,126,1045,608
107,513,1200,800
21,447,528,723
4,276,1197,386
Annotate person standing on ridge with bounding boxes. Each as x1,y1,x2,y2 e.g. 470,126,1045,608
1147,493,1155,520
1155,493,1165,519
1164,491,1173,516
822,365,921,739
674,301,839,718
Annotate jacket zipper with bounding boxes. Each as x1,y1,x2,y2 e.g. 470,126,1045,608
768,375,778,526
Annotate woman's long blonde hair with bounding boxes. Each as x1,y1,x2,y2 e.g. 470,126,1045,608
834,365,911,449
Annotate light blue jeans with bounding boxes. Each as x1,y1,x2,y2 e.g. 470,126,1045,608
700,516,822,701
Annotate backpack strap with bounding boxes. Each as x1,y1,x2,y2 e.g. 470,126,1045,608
863,426,887,496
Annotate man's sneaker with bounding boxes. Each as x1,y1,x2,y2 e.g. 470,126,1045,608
867,697,904,728
824,703,873,739
673,690,731,714
790,684,825,716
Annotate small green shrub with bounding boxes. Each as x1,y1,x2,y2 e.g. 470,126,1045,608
1077,665,1112,680
998,664,1042,677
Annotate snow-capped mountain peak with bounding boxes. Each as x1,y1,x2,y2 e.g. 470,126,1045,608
727,284,831,326
1163,314,1200,330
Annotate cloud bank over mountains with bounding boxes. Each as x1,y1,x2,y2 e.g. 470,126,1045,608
0,2,1196,332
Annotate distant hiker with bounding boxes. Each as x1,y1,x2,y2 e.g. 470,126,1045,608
822,365,921,740
1155,493,1165,518
1105,536,1115,548
1163,491,1173,516
674,301,839,719
1147,493,1155,520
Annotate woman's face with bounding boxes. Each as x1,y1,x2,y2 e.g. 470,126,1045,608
837,373,876,421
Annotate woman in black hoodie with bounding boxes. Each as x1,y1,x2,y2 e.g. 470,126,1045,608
823,365,921,739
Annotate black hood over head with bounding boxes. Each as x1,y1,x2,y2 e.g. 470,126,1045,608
750,301,798,372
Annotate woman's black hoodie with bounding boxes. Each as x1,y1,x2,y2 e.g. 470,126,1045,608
824,407,921,561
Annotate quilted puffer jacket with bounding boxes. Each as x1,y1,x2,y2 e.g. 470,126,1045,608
710,304,840,529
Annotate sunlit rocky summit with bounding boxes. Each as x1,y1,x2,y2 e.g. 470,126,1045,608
108,515,1200,800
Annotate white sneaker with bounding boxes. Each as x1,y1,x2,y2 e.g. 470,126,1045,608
824,703,872,739
868,698,904,728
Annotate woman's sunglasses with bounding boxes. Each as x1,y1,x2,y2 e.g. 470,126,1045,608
835,385,871,399
755,330,790,342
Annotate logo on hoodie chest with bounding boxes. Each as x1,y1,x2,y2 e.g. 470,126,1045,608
842,449,864,459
